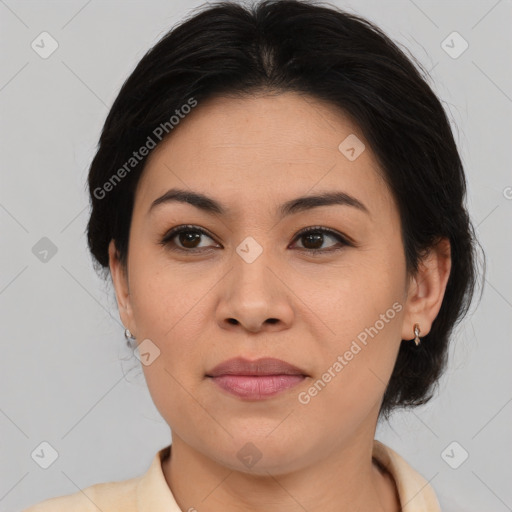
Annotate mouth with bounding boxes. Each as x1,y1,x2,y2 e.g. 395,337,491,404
206,357,308,400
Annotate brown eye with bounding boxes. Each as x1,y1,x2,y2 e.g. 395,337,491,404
160,225,218,252
292,227,351,254
176,230,202,249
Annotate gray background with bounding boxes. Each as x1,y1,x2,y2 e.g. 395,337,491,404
1,0,511,511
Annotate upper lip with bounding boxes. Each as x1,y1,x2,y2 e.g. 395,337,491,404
206,357,307,377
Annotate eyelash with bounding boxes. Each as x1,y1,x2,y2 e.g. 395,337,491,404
159,224,353,256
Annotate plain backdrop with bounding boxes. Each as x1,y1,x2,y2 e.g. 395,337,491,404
1,1,511,511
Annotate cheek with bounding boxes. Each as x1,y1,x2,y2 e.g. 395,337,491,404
129,251,201,334
306,262,404,414
315,253,404,336
130,266,211,431
297,311,402,440
128,257,215,378
140,358,204,449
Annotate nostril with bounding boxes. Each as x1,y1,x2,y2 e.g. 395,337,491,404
225,318,278,326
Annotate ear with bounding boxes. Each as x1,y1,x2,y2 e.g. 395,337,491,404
108,239,136,336
401,237,452,341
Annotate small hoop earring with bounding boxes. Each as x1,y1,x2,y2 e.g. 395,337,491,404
124,328,136,342
413,323,421,346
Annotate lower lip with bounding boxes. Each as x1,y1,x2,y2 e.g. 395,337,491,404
209,374,306,400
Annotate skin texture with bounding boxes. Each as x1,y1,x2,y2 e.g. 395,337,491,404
109,92,451,511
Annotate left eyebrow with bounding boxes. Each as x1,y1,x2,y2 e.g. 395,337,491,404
278,190,370,217
148,187,370,218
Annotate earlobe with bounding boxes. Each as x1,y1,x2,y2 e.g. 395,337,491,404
108,240,135,330
401,238,452,341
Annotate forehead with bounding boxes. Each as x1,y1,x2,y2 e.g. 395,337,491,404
134,92,394,220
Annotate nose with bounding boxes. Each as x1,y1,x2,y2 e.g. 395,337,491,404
215,252,294,334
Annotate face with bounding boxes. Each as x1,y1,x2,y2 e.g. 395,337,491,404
109,92,444,475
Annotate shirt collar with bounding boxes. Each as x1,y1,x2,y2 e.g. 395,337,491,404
372,440,441,511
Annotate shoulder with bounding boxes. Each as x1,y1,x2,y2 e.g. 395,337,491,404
22,445,174,512
22,476,141,512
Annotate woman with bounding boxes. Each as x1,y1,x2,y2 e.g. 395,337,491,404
24,0,479,510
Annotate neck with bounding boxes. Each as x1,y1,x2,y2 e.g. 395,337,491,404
162,431,400,512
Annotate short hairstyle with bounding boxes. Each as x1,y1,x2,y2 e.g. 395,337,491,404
86,0,481,417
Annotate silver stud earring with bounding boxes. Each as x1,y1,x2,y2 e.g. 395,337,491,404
124,328,136,342
413,323,421,346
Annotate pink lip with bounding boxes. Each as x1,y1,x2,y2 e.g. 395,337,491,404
210,374,306,399
206,357,307,400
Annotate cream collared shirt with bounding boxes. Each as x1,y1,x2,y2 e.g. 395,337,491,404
23,440,440,511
